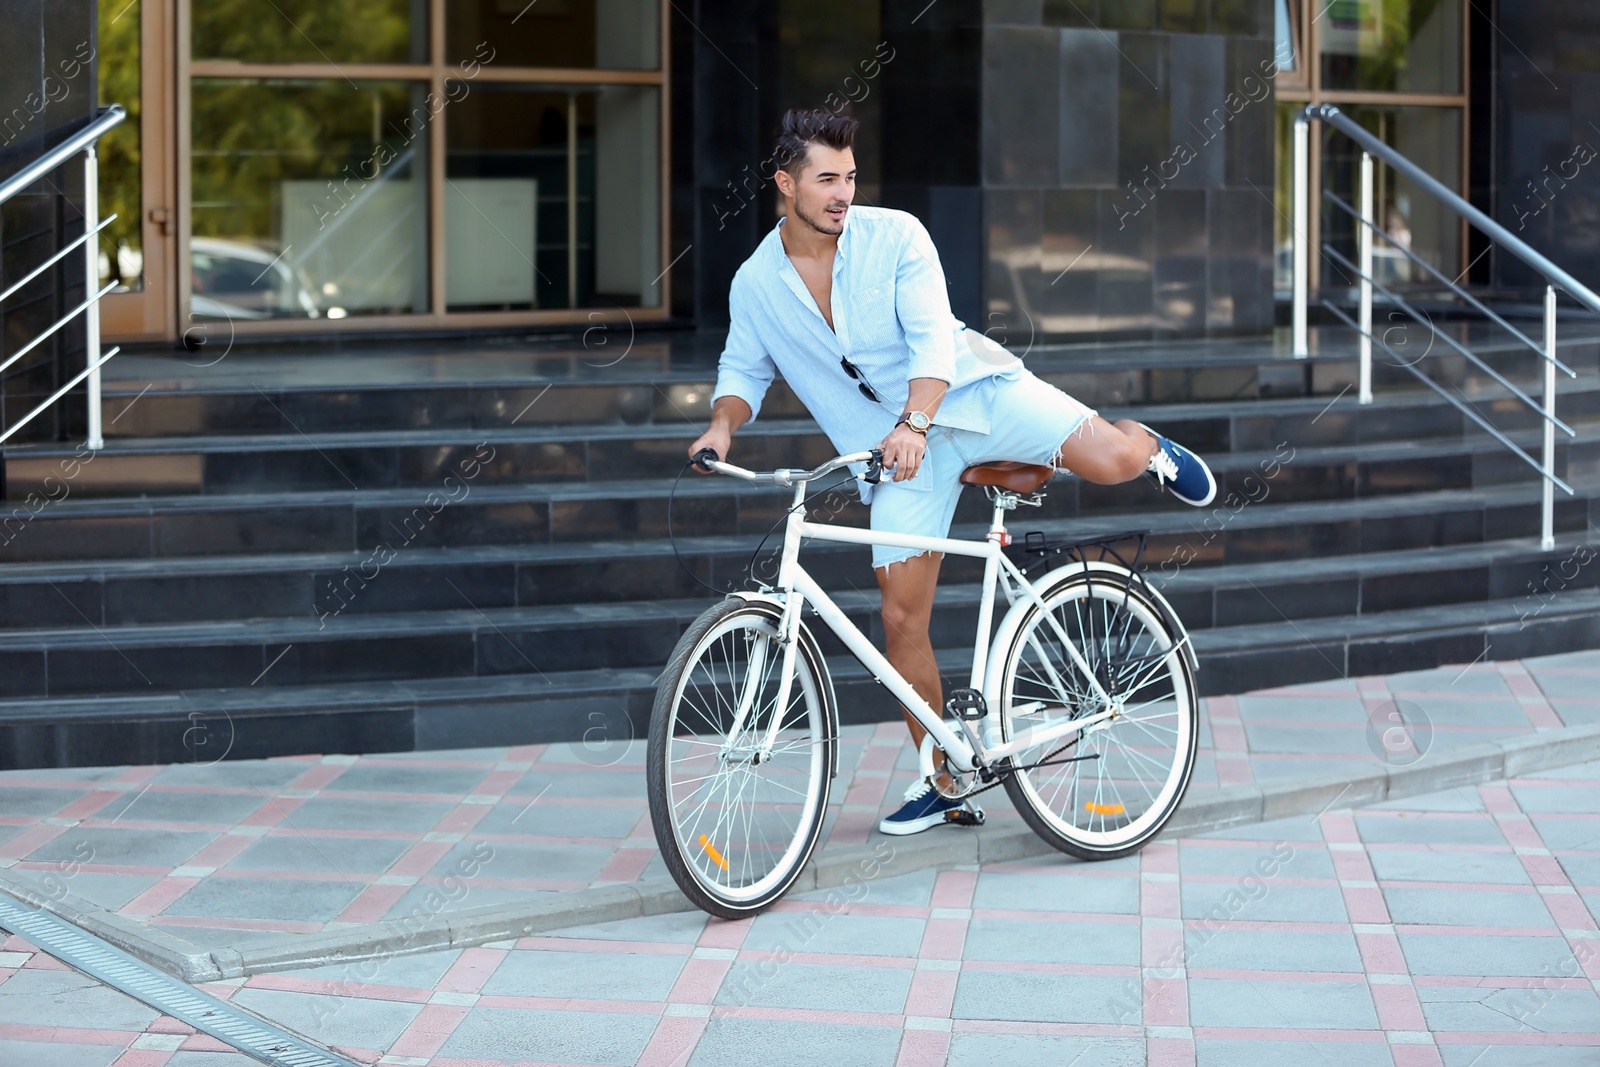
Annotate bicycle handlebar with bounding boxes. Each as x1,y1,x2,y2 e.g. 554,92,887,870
692,448,883,487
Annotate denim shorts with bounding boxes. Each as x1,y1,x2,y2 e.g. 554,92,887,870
869,370,1098,568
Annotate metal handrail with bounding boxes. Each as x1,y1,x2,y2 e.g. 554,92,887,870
1291,102,1587,551
0,105,128,453
1299,103,1600,317
0,105,126,205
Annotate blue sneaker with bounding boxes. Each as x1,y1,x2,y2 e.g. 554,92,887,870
878,779,972,836
1141,425,1217,507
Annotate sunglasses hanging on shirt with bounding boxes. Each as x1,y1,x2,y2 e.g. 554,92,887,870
839,356,879,402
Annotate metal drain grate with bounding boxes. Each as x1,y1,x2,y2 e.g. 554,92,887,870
0,892,360,1067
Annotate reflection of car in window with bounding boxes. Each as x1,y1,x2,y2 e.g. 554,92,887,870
191,238,321,320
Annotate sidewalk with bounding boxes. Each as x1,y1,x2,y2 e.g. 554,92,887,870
7,748,1600,1065
2,651,1599,985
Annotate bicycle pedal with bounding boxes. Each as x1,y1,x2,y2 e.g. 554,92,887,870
945,687,987,722
944,806,986,827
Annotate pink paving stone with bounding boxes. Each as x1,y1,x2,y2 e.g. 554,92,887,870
471,769,523,796
635,1016,707,1067
668,957,729,1004
1480,785,1519,815
146,1018,194,1037
595,845,655,884
384,840,456,878
1342,886,1391,923
1319,810,1362,844
1497,817,1546,850
1332,851,1377,881
1356,931,1409,974
22,952,69,970
439,948,506,994
696,918,750,950
1391,1046,1445,1067
895,1027,951,1067
431,803,492,834
333,882,412,925
1147,1036,1197,1067
931,869,977,909
0,822,68,860
181,1034,235,1053
1143,922,1185,968
110,1050,172,1067
285,762,352,792
904,968,957,1017
1520,853,1571,885
184,832,256,868
1370,982,1428,1030
1215,753,1254,787
0,1025,129,1046
54,789,129,822
919,917,967,960
1143,841,1180,875
859,743,902,771
121,877,199,918
239,795,306,827
1542,893,1597,931
388,1003,470,1060
505,743,545,761
1144,976,1189,1026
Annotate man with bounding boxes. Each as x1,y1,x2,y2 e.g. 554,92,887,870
688,109,1215,836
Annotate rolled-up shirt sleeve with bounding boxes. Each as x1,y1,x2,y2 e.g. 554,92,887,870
712,276,776,422
894,218,957,385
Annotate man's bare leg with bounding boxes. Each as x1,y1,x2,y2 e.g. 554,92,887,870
874,550,950,786
1054,416,1158,484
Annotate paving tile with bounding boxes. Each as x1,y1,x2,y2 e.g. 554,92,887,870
1417,984,1600,1033
99,789,266,825
948,1032,1145,1066
1399,695,1532,726
222,834,414,874
471,801,643,838
964,916,1139,965
790,868,936,907
24,826,213,868
971,870,1140,913
1511,782,1600,814
150,762,312,790
547,911,708,944
1368,848,1530,885
1178,842,1337,880
440,1006,657,1065
1528,815,1600,851
1389,665,1510,694
1195,1038,1392,1066
1355,812,1506,845
954,970,1135,1024
1382,886,1553,928
1192,814,1329,843
1236,694,1369,722
161,875,364,922
0,1040,121,1067
25,871,157,911
229,987,422,1051
282,948,460,990
317,763,487,795
1181,882,1348,923
1440,1047,1600,1066
0,968,158,1030
717,960,912,1013
1188,977,1380,1029
1398,932,1577,977
1185,926,1364,973
484,948,684,1001
687,1017,901,1067
1241,724,1375,755
513,769,648,801
277,796,455,831
1368,787,1488,813
426,839,615,885
740,911,926,958
0,787,88,817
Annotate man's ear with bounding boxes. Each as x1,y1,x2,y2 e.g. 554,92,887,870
773,168,794,199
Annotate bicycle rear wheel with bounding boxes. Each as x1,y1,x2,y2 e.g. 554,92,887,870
647,598,834,918
996,565,1198,859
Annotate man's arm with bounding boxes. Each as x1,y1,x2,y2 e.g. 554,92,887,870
688,395,752,468
877,377,946,482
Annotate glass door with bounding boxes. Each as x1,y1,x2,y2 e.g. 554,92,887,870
99,0,179,341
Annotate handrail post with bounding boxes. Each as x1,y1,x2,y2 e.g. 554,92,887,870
83,146,104,451
1358,151,1373,404
1292,114,1309,357
1543,285,1557,551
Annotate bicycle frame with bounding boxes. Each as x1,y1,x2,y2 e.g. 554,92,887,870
708,454,1124,780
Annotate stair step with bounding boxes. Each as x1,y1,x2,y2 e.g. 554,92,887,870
4,582,1596,769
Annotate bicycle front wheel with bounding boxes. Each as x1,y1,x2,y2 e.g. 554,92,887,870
996,566,1198,860
647,599,834,918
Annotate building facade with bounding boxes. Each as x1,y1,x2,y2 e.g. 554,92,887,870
0,0,1594,355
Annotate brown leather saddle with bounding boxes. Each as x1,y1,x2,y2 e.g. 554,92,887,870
958,461,1055,495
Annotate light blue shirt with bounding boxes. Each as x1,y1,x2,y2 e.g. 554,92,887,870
713,206,1022,489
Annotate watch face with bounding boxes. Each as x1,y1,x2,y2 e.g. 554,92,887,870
908,411,931,431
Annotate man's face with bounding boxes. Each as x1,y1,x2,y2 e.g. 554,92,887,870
782,144,856,236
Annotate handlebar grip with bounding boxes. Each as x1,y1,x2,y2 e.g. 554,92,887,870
691,447,719,473
864,448,884,484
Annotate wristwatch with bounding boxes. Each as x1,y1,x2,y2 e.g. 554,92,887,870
897,410,932,435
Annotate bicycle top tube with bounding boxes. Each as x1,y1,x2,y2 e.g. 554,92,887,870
700,449,881,488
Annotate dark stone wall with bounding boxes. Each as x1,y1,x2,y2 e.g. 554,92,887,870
0,0,98,443
980,0,1277,345
1490,0,1600,295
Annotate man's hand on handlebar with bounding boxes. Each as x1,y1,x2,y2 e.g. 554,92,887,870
687,426,730,473
877,423,927,483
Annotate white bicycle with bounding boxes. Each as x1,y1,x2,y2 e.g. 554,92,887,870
647,448,1200,918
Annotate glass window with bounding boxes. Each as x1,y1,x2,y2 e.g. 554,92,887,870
1274,0,1299,73
445,83,659,310
190,78,430,319
98,0,142,291
1320,105,1462,289
446,0,658,69
1319,0,1461,95
193,0,426,64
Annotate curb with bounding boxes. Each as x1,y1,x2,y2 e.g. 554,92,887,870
7,722,1600,982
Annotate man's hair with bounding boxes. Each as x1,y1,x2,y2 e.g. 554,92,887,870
774,108,858,177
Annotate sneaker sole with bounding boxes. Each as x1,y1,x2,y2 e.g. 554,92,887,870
877,811,957,836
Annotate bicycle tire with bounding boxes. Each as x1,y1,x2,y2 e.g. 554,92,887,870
647,598,836,918
994,564,1199,860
